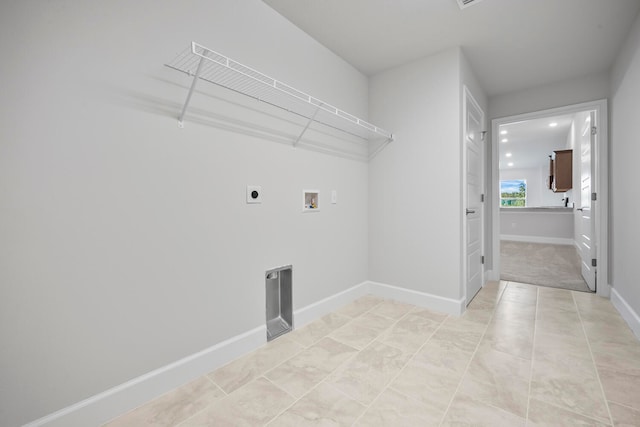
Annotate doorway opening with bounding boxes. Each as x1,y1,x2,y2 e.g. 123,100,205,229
490,100,608,296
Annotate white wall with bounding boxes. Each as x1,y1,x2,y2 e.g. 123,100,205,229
611,11,640,328
489,71,610,120
500,210,574,243
461,49,489,120
368,48,462,300
0,1,371,425
367,48,487,302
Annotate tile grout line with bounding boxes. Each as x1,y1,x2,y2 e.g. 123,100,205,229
607,400,640,412
261,375,304,426
176,372,265,427
527,393,618,425
112,284,506,427
170,375,231,427
350,313,452,426
174,379,229,427
328,299,385,336
435,282,509,427
572,291,615,426
263,297,407,426
337,307,438,423
103,296,437,426
109,374,229,427
128,284,520,426
261,303,386,426
179,306,369,427
526,288,615,425
207,333,309,397
359,299,470,421
111,284,632,427
260,304,391,426
524,286,540,423
204,375,228,395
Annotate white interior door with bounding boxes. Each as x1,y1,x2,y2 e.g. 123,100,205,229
577,111,596,291
464,88,484,304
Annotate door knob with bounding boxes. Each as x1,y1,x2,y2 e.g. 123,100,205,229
466,209,476,215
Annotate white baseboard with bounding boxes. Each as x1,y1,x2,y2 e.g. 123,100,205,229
484,269,496,282
25,325,267,427
25,282,370,427
610,287,640,340
294,281,370,328
25,280,462,427
500,234,574,245
366,281,465,316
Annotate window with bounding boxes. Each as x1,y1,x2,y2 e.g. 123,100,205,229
500,179,527,207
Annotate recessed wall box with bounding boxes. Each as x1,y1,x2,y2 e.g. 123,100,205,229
266,265,293,341
303,190,320,212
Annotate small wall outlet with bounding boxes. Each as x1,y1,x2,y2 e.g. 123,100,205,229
247,185,262,204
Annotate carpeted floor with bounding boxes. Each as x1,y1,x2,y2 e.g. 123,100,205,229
500,240,591,292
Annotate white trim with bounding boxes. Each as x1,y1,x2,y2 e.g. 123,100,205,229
500,234,575,245
24,325,267,427
25,282,371,427
367,280,466,316
24,280,463,426
293,281,370,327
611,287,640,340
490,99,609,297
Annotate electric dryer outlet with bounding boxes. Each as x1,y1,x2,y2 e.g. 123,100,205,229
247,185,262,204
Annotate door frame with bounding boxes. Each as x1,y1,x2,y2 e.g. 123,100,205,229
462,85,486,305
490,99,609,297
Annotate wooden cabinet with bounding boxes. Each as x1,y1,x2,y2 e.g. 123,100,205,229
549,149,572,192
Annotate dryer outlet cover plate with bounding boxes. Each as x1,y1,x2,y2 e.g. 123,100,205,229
247,185,262,204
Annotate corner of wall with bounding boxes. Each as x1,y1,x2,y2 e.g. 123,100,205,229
611,287,640,340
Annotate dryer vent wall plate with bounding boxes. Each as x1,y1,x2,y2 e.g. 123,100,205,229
247,185,262,204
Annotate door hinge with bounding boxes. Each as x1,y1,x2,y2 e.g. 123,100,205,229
592,258,597,267
481,194,485,202
481,255,485,264
591,192,597,201
591,126,597,135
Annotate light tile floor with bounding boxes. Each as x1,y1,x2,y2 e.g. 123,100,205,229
104,281,640,426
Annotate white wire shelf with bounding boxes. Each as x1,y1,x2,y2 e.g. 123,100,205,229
165,42,394,145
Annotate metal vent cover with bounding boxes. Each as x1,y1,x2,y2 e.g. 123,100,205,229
456,0,484,9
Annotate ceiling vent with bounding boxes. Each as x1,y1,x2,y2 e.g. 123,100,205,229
456,0,484,9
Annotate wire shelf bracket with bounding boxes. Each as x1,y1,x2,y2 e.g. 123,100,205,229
177,51,207,129
294,105,321,148
166,42,394,149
